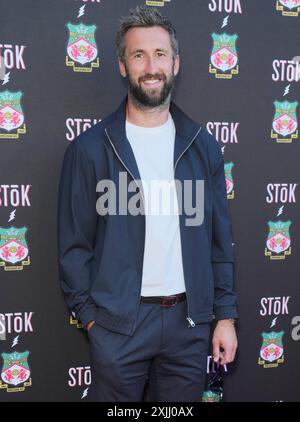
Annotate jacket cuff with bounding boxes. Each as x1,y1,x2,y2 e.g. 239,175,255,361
77,306,98,328
213,306,238,321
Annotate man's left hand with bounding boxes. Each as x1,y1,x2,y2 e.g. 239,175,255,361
212,319,238,366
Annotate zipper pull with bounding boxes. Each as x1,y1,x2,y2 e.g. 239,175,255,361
187,317,195,328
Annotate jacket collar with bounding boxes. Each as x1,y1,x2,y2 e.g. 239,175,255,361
105,96,201,181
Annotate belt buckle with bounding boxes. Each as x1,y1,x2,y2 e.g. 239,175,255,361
162,295,179,308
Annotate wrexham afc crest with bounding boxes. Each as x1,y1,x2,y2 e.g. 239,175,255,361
265,220,291,260
202,390,222,402
276,0,300,16
0,351,32,392
69,311,84,329
258,332,284,368
209,33,239,79
271,101,298,143
0,227,30,270
66,23,100,72
0,91,26,139
225,162,234,199
146,0,171,6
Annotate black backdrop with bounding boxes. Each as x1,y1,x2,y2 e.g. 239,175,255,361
0,0,300,402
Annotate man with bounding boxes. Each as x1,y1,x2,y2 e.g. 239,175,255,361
58,6,238,402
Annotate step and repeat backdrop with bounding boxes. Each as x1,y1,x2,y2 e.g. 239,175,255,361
0,0,300,402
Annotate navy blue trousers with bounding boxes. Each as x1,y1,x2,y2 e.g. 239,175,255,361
87,299,210,402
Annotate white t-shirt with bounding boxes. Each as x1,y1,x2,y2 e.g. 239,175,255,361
126,114,186,296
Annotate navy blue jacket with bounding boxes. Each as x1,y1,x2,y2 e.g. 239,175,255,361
57,97,238,335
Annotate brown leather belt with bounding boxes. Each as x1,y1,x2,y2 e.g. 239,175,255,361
140,292,186,307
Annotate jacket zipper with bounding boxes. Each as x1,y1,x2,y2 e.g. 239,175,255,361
174,127,202,328
105,129,145,324
106,126,201,329
105,129,145,203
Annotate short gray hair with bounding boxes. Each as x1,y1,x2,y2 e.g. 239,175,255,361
116,6,179,63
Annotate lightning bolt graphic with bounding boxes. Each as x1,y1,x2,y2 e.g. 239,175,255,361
2,71,10,85
12,335,19,348
81,387,89,399
78,5,86,18
221,145,226,155
271,317,277,328
221,16,229,28
277,206,284,217
8,209,16,222
283,84,290,96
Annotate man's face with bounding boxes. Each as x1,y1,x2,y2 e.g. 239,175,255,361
119,26,180,108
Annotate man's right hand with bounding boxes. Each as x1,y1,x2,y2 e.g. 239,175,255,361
86,320,96,331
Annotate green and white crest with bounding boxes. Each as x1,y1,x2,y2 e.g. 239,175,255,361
266,221,291,254
260,332,284,363
278,0,300,10
0,227,29,264
272,101,298,137
66,23,98,65
1,351,30,386
225,162,234,195
146,0,171,5
202,390,222,402
210,33,238,72
0,91,24,132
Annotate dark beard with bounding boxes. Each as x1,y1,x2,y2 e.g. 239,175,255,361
126,67,175,109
